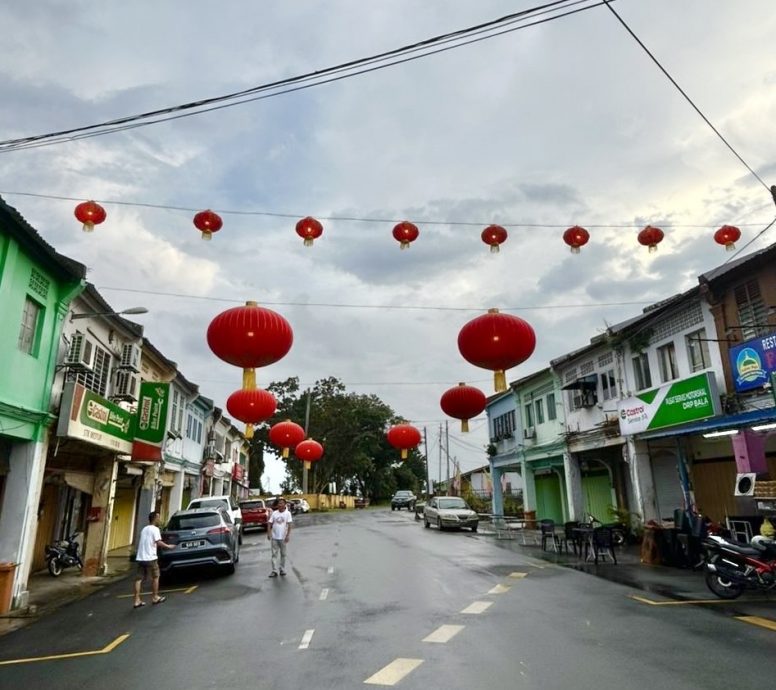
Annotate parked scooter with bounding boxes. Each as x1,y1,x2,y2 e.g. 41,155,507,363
704,533,776,599
45,533,83,577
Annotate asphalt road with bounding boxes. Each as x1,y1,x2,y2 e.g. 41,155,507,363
1,509,776,689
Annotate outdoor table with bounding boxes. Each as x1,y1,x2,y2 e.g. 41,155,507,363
572,526,595,561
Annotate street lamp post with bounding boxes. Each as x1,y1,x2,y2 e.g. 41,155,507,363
70,306,148,321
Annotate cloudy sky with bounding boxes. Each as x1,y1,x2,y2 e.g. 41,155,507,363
1,1,775,491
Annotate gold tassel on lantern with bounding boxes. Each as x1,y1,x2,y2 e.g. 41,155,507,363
304,236,314,247
245,423,254,439
304,461,311,471
401,449,408,459
490,244,499,254
242,367,256,390
461,419,470,433
282,447,290,458
494,370,507,392
400,240,409,250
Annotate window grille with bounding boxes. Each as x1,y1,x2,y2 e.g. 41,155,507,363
74,345,111,397
28,269,50,300
651,302,703,342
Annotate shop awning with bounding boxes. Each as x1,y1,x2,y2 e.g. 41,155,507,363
637,406,776,440
561,374,598,391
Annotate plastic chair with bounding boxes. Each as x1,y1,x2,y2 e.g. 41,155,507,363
539,519,560,552
561,521,580,554
591,527,618,564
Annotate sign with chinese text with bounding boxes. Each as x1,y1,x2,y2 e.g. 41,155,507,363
618,372,719,436
729,332,776,392
57,382,134,453
132,382,170,461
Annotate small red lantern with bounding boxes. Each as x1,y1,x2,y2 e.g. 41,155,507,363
458,308,536,392
563,225,589,253
481,225,508,253
193,210,223,241
637,225,664,253
295,438,324,470
714,225,741,252
386,424,421,460
296,216,323,247
392,221,419,250
440,383,487,432
74,200,107,233
226,388,277,439
207,301,293,389
269,420,306,458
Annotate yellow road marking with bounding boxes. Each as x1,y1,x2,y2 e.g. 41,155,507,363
461,601,492,614
116,586,194,599
423,624,465,643
184,585,198,594
364,658,424,685
737,616,776,632
488,584,511,594
0,633,130,666
508,572,528,579
629,594,732,606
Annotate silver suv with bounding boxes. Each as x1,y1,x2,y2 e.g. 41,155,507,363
187,495,243,543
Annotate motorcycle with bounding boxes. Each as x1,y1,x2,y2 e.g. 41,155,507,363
45,533,83,577
704,533,776,599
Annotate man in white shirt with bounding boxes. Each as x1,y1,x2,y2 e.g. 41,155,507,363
133,511,175,608
267,499,293,577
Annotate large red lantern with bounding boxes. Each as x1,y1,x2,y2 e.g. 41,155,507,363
637,225,664,253
714,225,741,252
563,225,589,253
440,383,487,432
193,210,223,241
295,438,324,470
74,200,107,233
481,225,508,253
226,388,277,439
207,301,293,389
296,216,323,247
386,424,421,460
392,221,419,250
269,420,306,458
458,308,536,392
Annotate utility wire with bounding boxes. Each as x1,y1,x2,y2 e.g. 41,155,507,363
723,216,776,264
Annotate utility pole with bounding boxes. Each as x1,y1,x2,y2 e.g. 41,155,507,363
302,389,312,495
445,420,450,491
438,423,442,495
423,426,430,499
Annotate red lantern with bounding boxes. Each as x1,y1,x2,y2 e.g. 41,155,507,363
295,438,324,470
563,225,589,253
458,308,536,392
296,216,323,247
392,221,419,250
481,225,508,253
74,200,107,233
193,210,223,241
386,424,421,460
440,383,487,432
226,388,277,439
714,225,741,252
269,420,306,458
637,225,664,253
207,301,293,389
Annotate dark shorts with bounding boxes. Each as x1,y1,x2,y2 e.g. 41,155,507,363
136,560,160,580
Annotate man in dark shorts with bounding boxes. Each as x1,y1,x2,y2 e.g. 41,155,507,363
133,511,175,608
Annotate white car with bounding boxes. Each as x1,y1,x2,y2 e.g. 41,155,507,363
187,495,243,542
423,496,479,532
288,498,310,513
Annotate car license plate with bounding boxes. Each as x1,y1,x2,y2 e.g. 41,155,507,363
181,540,206,549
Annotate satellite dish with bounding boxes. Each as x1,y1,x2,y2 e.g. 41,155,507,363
734,473,757,497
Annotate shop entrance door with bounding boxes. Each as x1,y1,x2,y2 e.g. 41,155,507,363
109,488,136,551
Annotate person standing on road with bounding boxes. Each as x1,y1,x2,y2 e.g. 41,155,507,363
267,498,293,577
133,511,175,608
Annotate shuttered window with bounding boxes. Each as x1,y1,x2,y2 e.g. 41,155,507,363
735,280,767,341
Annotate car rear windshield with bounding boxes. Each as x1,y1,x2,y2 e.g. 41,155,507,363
190,499,228,510
395,491,413,496
438,498,467,509
167,514,221,530
240,501,265,510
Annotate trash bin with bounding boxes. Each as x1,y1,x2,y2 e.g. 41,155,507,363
0,562,17,614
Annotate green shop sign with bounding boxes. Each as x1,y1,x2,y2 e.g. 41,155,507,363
617,372,720,436
57,382,135,453
132,382,170,461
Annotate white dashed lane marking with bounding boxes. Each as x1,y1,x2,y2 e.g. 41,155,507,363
328,566,335,574
299,629,315,650
488,584,511,594
422,624,465,644
364,658,424,685
509,572,528,579
320,588,330,600
461,601,492,614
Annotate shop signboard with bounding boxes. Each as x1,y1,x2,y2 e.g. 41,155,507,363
132,381,170,461
729,331,776,392
618,372,719,436
57,382,134,453
232,463,245,482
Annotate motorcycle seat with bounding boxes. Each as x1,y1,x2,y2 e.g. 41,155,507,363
721,543,760,556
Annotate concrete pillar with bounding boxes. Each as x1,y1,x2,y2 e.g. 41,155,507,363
0,439,48,608
170,469,184,514
563,452,585,521
625,437,658,523
132,464,158,557
82,457,118,576
490,464,504,516
521,459,536,513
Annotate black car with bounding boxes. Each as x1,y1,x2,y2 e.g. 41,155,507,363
391,490,416,511
159,508,240,575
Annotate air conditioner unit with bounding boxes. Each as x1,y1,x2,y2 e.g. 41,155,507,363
734,473,757,497
523,427,536,440
64,333,94,371
113,370,140,402
118,342,141,372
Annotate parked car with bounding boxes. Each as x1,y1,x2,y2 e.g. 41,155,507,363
239,498,272,531
159,508,240,575
288,498,310,514
187,495,243,543
423,496,479,532
354,497,369,509
391,490,417,511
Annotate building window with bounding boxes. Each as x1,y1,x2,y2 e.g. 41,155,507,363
17,297,41,355
686,329,710,372
547,393,557,421
632,352,652,391
534,398,545,425
735,280,768,341
74,345,111,397
492,410,516,440
600,368,616,401
657,342,678,382
171,390,182,434
524,404,534,428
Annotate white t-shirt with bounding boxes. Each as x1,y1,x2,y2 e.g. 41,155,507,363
136,524,162,562
269,509,292,540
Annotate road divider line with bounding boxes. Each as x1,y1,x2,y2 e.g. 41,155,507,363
461,601,492,614
736,615,776,632
422,624,465,643
184,585,198,594
508,572,528,579
488,584,511,594
364,658,424,685
0,633,131,666
117,587,193,599
299,629,315,649
320,588,330,600
628,594,731,606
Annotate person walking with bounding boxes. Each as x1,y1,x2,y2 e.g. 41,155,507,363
133,511,175,608
267,498,293,577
